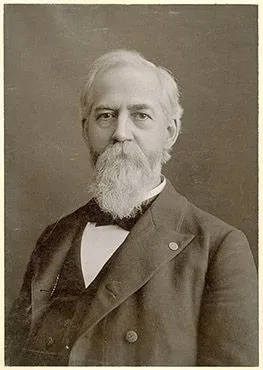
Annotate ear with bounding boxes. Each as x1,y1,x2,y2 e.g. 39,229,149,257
164,119,179,150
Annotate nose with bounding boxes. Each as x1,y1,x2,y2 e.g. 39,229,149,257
112,112,133,143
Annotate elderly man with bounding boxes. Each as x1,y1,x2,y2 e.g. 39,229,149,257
6,50,257,366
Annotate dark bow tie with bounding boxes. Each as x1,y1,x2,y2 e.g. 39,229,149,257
87,198,144,231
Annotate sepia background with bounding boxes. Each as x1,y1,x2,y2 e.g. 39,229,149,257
5,4,258,312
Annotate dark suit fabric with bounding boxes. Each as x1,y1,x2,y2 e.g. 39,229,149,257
6,180,258,366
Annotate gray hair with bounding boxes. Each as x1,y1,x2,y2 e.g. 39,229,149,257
80,49,183,163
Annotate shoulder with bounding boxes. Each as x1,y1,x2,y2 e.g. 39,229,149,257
154,180,257,294
185,196,241,239
33,202,91,257
153,179,241,237
151,179,253,261
185,198,251,261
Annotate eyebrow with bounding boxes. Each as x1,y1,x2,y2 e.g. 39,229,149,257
94,105,116,112
94,104,154,112
127,104,154,111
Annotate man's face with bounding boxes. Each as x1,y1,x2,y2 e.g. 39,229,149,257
84,65,177,177
83,65,178,218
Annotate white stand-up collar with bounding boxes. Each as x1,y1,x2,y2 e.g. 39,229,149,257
141,174,166,204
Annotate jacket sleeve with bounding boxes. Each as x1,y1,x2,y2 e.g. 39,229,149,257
5,225,53,366
197,229,258,366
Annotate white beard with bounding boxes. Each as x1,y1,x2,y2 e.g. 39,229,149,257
90,141,161,219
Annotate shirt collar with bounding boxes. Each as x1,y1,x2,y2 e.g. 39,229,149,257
141,174,166,204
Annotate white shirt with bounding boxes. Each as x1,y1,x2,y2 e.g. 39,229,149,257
81,176,166,288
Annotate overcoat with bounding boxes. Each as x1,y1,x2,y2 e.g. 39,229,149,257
6,180,258,366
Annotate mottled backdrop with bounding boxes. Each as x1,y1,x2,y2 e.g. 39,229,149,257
5,4,258,312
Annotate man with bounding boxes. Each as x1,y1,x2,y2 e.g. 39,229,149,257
6,50,257,366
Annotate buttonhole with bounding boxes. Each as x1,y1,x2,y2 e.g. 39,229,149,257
105,285,117,298
25,304,32,313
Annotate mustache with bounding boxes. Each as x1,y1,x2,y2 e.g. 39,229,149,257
97,141,147,163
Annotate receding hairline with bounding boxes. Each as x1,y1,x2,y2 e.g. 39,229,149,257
90,63,164,100
81,49,183,128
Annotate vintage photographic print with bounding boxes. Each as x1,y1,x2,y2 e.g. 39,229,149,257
4,3,258,366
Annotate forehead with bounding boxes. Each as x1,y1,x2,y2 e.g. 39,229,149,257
92,65,163,107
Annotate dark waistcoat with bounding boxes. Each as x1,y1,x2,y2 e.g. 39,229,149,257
19,224,98,366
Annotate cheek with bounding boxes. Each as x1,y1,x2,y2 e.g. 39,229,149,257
87,123,112,153
135,130,165,163
141,127,165,150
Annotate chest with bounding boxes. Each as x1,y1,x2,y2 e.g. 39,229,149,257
24,238,207,366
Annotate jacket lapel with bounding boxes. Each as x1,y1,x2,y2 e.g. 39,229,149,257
79,180,195,334
31,210,90,329
31,180,195,333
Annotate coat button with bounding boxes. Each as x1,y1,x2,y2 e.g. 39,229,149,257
46,336,54,348
125,330,138,343
169,242,179,251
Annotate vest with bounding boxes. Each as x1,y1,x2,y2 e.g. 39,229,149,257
19,223,104,366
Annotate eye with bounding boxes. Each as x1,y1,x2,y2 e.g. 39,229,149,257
97,112,115,121
133,112,151,121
